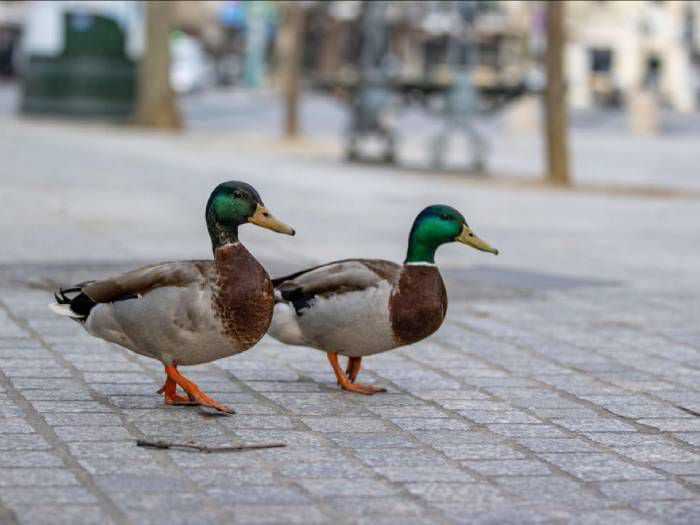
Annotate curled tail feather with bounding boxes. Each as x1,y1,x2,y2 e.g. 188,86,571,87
48,286,96,321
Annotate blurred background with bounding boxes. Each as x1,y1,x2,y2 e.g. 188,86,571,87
2,0,700,186
1,0,699,286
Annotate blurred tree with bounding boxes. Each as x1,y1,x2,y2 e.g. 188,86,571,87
135,1,181,129
544,0,569,185
276,1,305,137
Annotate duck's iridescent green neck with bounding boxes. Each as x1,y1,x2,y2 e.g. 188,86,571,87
404,237,438,264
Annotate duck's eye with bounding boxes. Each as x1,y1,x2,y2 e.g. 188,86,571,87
440,214,450,221
233,191,243,199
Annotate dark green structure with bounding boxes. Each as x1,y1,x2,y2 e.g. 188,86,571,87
21,12,137,118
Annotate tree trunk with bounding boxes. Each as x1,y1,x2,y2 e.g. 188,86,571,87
135,1,181,130
544,1,569,185
277,2,305,138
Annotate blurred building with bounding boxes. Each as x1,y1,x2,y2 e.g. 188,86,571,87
565,0,700,112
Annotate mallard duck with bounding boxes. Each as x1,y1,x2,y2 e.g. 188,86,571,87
268,205,497,394
49,181,294,413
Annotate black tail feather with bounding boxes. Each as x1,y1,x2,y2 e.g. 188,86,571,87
54,287,97,321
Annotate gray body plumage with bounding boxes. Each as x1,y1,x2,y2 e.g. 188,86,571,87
269,259,404,357
53,254,267,366
85,283,243,366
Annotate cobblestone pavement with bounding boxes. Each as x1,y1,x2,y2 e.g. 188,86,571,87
1,114,700,524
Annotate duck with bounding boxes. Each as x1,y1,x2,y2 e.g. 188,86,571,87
268,205,497,394
49,181,295,413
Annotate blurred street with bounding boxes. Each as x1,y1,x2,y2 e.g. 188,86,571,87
2,97,700,524
5,80,700,193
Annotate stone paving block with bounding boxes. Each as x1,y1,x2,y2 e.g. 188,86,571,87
674,433,700,446
404,482,507,504
655,462,700,475
615,445,700,463
135,420,226,439
328,496,426,517
411,430,500,446
278,461,374,479
349,394,425,407
3,366,72,378
218,415,296,430
0,404,24,417
366,405,449,419
553,418,638,432
458,410,542,424
207,485,312,505
42,413,123,426
0,450,64,467
228,504,328,524
0,434,50,450
529,407,600,419
413,389,491,402
301,416,389,433
540,453,664,481
67,442,152,460
225,403,282,415
0,486,98,505
462,459,553,477
516,437,601,453
636,500,700,525
0,417,34,433
374,465,475,483
234,429,327,447
78,458,169,476
437,443,526,460
252,446,348,465
354,448,449,467
328,433,417,449
21,389,94,401
0,468,79,487
568,509,661,525
604,404,696,419
353,515,441,525
638,419,700,432
495,476,611,510
598,480,697,502
187,467,277,487
437,503,573,524
391,417,471,431
245,381,324,392
167,450,266,469
30,400,113,414
11,378,79,390
9,504,113,525
582,432,673,447
299,478,399,498
82,372,155,384
487,423,569,438
94,474,191,494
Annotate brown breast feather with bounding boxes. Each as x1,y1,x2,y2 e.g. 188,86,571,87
212,244,274,349
389,265,448,346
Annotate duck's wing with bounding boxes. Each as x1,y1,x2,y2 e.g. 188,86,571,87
51,261,212,321
272,259,401,314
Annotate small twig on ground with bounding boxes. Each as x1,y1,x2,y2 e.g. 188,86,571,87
136,439,286,453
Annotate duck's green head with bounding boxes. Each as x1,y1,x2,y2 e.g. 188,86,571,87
205,181,295,250
405,205,498,264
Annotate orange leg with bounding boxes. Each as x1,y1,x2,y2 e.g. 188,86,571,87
328,353,386,395
163,364,235,414
157,373,199,406
345,356,362,383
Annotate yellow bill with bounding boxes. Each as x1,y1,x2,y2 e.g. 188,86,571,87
249,204,295,236
455,224,498,255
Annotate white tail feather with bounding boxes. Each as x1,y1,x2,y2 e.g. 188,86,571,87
49,303,82,318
